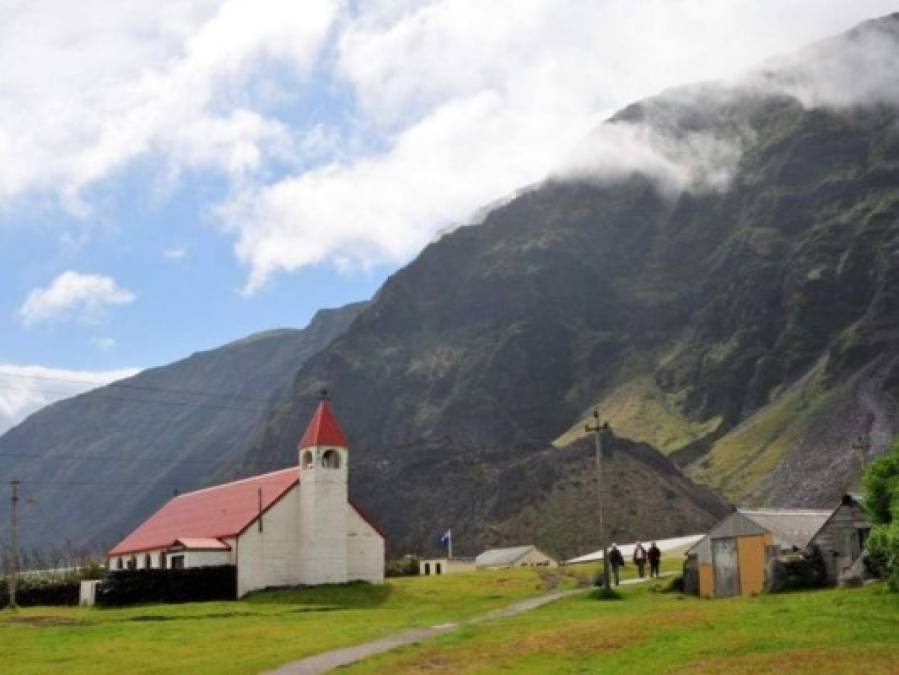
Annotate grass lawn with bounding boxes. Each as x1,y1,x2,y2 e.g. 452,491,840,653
0,567,573,675
348,581,899,674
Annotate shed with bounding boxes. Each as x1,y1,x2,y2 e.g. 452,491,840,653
808,494,872,584
475,545,558,569
688,508,830,598
418,558,476,576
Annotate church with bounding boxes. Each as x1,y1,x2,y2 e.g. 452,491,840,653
107,394,385,597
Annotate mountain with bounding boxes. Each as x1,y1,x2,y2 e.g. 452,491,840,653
241,15,899,556
0,302,365,553
6,15,899,562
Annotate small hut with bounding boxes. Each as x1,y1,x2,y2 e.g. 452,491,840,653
688,508,830,598
808,494,872,584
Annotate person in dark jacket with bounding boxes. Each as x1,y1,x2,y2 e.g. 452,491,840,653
648,541,662,577
608,543,625,586
633,541,647,577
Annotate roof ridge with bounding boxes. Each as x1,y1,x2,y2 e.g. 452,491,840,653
172,466,297,499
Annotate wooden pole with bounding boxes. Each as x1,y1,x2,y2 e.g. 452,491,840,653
8,479,20,608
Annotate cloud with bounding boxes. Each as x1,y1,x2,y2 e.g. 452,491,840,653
3,1,898,292
0,364,141,434
17,271,136,327
0,0,340,211
90,337,117,352
163,246,188,261
226,0,899,291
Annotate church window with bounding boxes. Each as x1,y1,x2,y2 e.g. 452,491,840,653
171,555,185,570
128,556,136,570
302,450,314,469
116,557,123,570
144,554,151,569
322,449,340,469
159,552,167,569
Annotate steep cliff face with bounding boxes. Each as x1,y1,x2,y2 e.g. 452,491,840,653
0,303,365,551
245,17,899,555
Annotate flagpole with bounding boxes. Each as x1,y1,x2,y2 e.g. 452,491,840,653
448,530,453,560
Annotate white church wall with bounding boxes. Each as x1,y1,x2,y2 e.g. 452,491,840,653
346,505,385,584
180,550,231,568
298,447,349,585
236,484,302,597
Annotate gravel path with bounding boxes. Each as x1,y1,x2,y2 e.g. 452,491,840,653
267,573,669,675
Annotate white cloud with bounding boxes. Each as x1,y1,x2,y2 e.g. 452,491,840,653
163,246,188,261
226,0,899,291
0,0,340,211
17,271,136,327
2,1,898,292
0,364,141,434
90,337,117,352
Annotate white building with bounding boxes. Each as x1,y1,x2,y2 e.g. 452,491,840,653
475,545,558,569
107,394,385,597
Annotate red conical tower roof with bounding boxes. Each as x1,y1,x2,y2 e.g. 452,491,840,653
299,391,348,449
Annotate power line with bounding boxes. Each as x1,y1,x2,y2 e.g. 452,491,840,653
0,384,269,415
0,370,279,404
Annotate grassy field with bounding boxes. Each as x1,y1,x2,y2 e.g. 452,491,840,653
348,581,899,674
0,567,572,675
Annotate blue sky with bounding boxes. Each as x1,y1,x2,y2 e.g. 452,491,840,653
1,0,897,431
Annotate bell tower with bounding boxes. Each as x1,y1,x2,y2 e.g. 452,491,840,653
297,390,349,584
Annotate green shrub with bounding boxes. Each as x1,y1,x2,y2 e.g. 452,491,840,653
96,566,237,606
863,438,899,590
0,578,79,607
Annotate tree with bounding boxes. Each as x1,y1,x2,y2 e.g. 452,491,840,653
863,438,899,590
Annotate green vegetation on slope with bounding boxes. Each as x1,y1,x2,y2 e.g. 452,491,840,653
0,569,566,675
690,363,830,504
349,582,899,674
555,375,722,454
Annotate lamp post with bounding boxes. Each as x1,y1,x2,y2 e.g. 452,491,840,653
586,412,611,592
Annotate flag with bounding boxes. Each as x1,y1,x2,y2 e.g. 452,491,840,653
439,529,451,546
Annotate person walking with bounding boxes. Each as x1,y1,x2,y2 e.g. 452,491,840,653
608,543,624,586
633,541,647,578
648,541,662,578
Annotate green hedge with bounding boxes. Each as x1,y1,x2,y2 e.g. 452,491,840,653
0,579,79,607
97,566,237,606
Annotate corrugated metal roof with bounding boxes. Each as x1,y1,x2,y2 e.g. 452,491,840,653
108,468,299,555
567,534,705,564
738,509,831,548
475,545,535,567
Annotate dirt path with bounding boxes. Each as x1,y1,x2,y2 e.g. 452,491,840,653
267,574,668,675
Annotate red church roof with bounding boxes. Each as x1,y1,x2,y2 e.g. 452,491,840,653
299,396,348,449
108,468,298,556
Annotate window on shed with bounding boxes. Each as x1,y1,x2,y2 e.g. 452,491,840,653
858,527,871,551
424,562,431,575
322,449,340,469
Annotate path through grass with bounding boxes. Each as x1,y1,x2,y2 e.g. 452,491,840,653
347,581,899,674
0,567,572,674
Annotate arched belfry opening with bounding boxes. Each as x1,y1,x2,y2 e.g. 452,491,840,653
302,450,314,469
322,449,340,469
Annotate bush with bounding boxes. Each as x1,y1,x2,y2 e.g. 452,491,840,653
766,547,829,593
96,566,237,606
863,438,899,590
0,578,79,607
385,556,420,577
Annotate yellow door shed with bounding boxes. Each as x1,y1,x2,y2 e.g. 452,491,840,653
689,508,830,598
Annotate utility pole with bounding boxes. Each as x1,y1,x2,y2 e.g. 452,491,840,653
586,412,611,592
8,479,20,609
